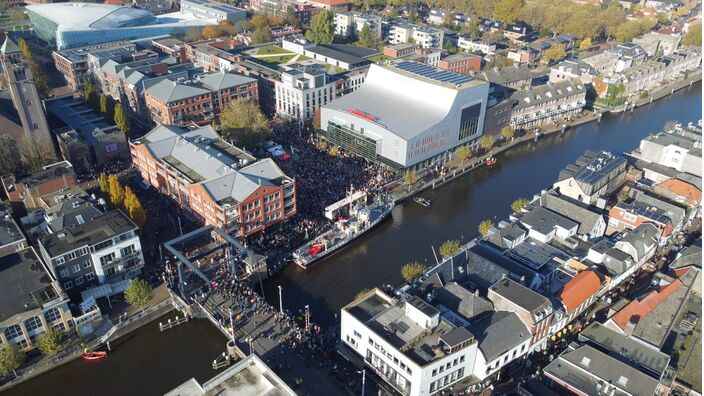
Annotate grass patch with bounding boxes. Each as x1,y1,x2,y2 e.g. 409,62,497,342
256,45,292,56
260,54,296,64
679,335,701,392
297,55,311,61
367,54,389,63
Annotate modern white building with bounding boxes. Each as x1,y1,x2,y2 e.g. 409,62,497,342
275,63,336,121
180,0,247,23
341,289,480,396
457,36,497,55
334,11,382,39
320,60,489,170
389,23,444,49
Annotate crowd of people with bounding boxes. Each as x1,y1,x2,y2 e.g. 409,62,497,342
245,124,396,270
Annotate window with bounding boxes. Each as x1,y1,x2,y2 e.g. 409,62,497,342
44,307,62,323
71,264,80,273
59,268,69,278
24,316,43,332
100,252,116,266
64,281,73,290
4,324,22,341
353,330,361,338
86,273,95,281
432,369,438,376
93,239,113,252
121,245,136,257
75,276,84,285
83,261,92,269
459,355,465,363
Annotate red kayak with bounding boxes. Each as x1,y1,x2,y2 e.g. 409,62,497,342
81,351,107,360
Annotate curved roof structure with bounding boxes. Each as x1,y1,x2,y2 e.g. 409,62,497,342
26,3,157,31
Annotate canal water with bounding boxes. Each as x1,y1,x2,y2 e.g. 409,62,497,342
4,83,700,395
4,313,227,396
264,82,703,329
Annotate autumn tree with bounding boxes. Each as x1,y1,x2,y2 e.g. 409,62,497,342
17,38,33,63
305,9,334,44
99,172,109,194
493,0,523,24
124,278,152,311
251,27,273,44
123,186,147,226
108,174,125,208
202,25,221,39
31,63,50,98
114,102,130,133
37,328,63,355
478,219,495,237
0,344,24,377
683,20,701,47
479,135,496,151
83,79,98,111
454,145,472,161
285,6,300,28
511,198,529,212
400,261,425,283
543,45,567,63
579,37,592,51
184,28,203,42
501,126,515,140
20,137,55,172
251,14,271,30
403,170,418,189
439,240,461,258
219,98,271,148
354,288,372,301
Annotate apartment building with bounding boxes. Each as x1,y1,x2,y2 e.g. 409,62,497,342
275,63,336,121
457,36,496,55
1,161,78,214
52,40,137,91
389,23,444,49
553,150,627,205
144,71,258,126
334,11,382,39
129,125,296,237
437,53,481,75
508,79,587,129
37,209,144,299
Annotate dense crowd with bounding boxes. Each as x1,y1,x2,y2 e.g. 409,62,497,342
245,124,396,267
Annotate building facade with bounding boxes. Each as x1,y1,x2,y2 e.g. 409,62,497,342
275,64,336,121
508,79,587,129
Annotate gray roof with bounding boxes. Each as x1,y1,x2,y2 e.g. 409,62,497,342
539,191,603,236
477,64,536,85
467,311,530,362
0,248,61,321
552,59,598,77
599,247,635,277
558,150,627,194
45,196,102,233
466,244,539,288
435,282,493,321
489,278,551,316
670,244,702,270
39,210,137,258
0,215,25,249
631,189,687,228
0,37,21,55
616,223,660,262
544,344,660,396
145,78,210,103
520,206,578,235
578,322,670,378
199,72,256,91
511,79,586,111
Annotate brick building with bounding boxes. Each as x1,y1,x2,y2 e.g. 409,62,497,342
129,125,296,237
1,161,78,214
144,71,258,126
437,53,482,75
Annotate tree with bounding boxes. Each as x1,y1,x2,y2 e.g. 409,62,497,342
354,288,372,301
285,6,301,28
20,137,55,172
0,344,24,377
124,278,152,311
201,25,221,39
493,0,523,24
403,170,418,188
543,45,567,63
463,17,481,36
305,9,334,44
479,135,496,151
83,79,97,111
37,328,63,355
99,172,109,194
682,21,701,47
17,38,33,63
400,261,425,283
617,190,629,202
251,14,271,30
0,135,25,176
439,240,461,258
357,23,373,48
579,37,592,51
184,28,203,42
501,126,515,140
220,98,271,148
114,102,130,133
478,219,495,237
31,63,50,98
100,94,108,114
454,145,472,162
124,187,147,226
251,27,273,44
511,198,529,212
108,174,125,208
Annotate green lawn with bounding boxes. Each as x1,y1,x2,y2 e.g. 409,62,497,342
367,54,390,63
256,45,292,56
261,54,296,64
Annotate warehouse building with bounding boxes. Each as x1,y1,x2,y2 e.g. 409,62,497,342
320,61,489,170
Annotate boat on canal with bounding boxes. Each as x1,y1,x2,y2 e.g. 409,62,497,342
292,191,394,269
81,351,107,361
413,196,432,207
486,157,497,166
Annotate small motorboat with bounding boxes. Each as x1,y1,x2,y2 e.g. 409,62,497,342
486,157,497,166
81,351,107,361
413,197,432,207
308,244,324,256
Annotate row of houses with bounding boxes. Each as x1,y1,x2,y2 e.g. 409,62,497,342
340,120,702,395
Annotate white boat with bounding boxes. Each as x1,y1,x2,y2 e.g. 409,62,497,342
292,193,394,269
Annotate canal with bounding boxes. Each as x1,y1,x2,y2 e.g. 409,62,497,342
263,82,703,329
4,83,700,395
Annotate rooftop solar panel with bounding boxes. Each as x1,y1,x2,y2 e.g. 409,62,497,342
394,61,471,85
187,0,208,4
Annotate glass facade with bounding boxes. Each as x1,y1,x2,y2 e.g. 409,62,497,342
458,103,481,141
57,26,190,50
322,122,378,162
27,10,58,47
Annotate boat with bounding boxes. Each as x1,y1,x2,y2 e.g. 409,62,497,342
486,157,497,166
293,192,394,269
81,351,107,360
413,196,431,207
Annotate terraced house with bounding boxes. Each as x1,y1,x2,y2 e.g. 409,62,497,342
144,71,258,126
129,125,296,237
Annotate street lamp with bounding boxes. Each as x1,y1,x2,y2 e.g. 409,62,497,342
278,285,283,314
358,369,365,396
229,308,235,343
304,305,310,330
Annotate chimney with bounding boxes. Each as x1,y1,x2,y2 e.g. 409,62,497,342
474,289,479,297
624,318,638,336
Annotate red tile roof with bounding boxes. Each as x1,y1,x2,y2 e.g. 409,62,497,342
611,279,682,331
558,270,602,313
309,0,349,5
